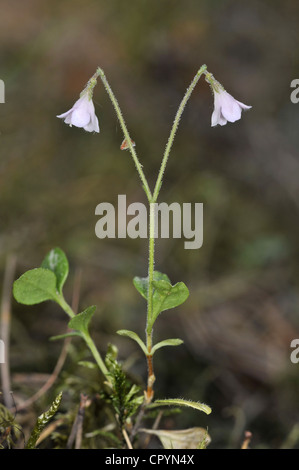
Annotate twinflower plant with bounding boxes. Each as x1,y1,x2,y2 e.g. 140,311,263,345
13,65,251,449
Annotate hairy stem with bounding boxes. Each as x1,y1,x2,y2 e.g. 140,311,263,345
56,295,75,319
153,64,207,202
146,203,156,335
82,332,109,378
97,67,152,202
145,202,156,402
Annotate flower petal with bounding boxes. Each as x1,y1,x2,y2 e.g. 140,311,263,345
84,114,100,133
220,92,242,122
211,108,220,127
211,88,251,127
218,113,227,126
57,109,73,119
70,107,91,128
211,93,222,126
63,113,73,125
236,100,252,111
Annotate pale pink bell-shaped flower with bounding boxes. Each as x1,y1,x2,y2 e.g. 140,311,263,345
57,93,100,133
211,89,251,127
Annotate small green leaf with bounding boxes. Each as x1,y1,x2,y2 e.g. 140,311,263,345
126,384,142,402
133,271,189,327
50,331,82,341
41,247,69,294
68,305,96,335
133,271,170,299
150,338,184,355
13,268,59,305
151,280,189,324
116,329,148,355
152,398,212,415
25,392,63,449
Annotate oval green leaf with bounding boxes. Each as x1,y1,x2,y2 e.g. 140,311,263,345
117,329,148,355
150,338,184,355
41,247,69,294
13,268,59,305
133,271,170,300
133,271,189,327
68,305,96,335
151,280,189,324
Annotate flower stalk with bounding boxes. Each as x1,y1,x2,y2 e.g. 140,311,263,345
153,64,207,202
96,67,152,203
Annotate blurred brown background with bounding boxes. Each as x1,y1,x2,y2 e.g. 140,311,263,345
1,0,299,448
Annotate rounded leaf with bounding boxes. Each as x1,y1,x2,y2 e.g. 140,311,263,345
68,305,96,335
41,247,69,294
13,268,59,305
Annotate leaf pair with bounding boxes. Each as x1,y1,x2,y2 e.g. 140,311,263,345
117,271,189,355
117,329,183,356
13,248,96,339
133,271,189,329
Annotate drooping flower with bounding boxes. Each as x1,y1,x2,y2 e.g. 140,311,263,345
211,89,251,127
57,93,100,133
204,72,251,127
